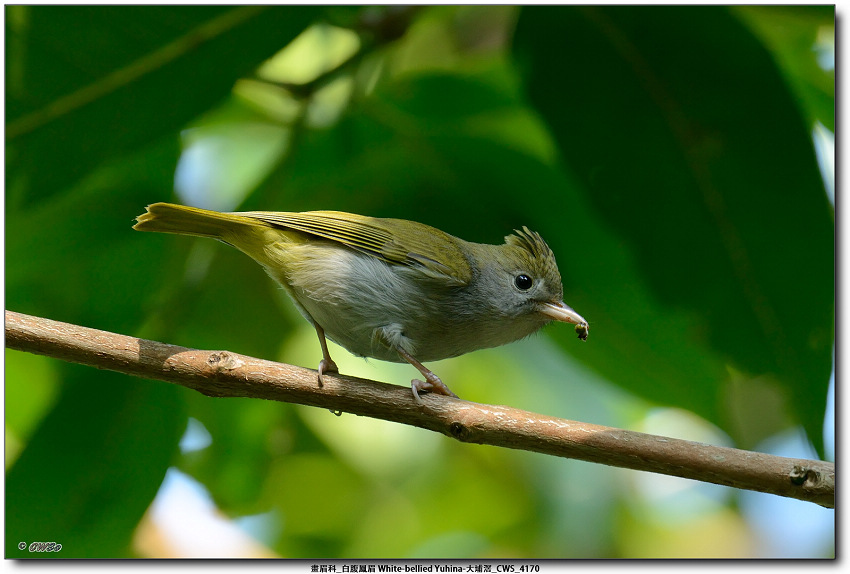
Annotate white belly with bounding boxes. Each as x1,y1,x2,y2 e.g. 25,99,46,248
264,242,442,362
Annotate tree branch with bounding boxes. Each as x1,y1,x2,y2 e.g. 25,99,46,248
5,310,834,508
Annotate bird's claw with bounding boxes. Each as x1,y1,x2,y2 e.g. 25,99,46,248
317,357,339,387
411,373,458,404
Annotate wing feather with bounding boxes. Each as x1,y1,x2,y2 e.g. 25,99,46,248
238,210,472,285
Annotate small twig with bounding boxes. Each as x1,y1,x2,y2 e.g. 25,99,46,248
5,310,835,508
251,44,369,99
250,5,423,99
6,6,267,140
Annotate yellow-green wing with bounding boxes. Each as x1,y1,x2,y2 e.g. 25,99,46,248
239,210,473,285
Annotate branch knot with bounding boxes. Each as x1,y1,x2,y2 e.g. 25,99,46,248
449,421,470,441
207,351,244,371
789,465,821,487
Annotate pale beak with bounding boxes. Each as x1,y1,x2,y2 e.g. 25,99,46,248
539,301,589,341
539,301,586,325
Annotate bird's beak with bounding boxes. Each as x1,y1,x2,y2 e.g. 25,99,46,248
540,301,589,341
539,301,586,325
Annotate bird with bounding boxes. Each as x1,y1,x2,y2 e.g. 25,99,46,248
134,203,588,403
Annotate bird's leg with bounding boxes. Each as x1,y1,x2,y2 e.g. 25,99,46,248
314,323,338,387
396,347,459,404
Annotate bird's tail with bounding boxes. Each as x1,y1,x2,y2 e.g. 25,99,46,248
133,202,268,240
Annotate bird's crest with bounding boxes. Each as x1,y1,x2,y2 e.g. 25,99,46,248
505,226,563,295
506,227,556,263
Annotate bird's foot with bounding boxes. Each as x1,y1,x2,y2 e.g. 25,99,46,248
411,372,458,404
317,357,339,387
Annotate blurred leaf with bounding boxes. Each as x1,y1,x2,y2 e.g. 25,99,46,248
264,453,365,538
6,5,321,206
5,365,185,558
157,240,296,357
4,350,60,446
5,139,182,334
178,394,305,515
381,73,517,120
734,6,834,132
514,5,833,454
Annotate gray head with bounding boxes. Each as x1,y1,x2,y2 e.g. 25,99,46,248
463,227,587,348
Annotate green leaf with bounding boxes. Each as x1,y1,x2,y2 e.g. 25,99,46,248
4,350,61,469
734,6,834,132
160,242,296,359
6,5,321,206
513,6,833,454
5,139,182,334
5,365,185,558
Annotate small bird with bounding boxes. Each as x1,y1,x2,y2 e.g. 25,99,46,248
134,203,588,402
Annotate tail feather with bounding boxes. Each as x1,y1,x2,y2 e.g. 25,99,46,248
133,202,266,240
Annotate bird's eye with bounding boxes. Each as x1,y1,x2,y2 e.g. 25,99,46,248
514,274,533,291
